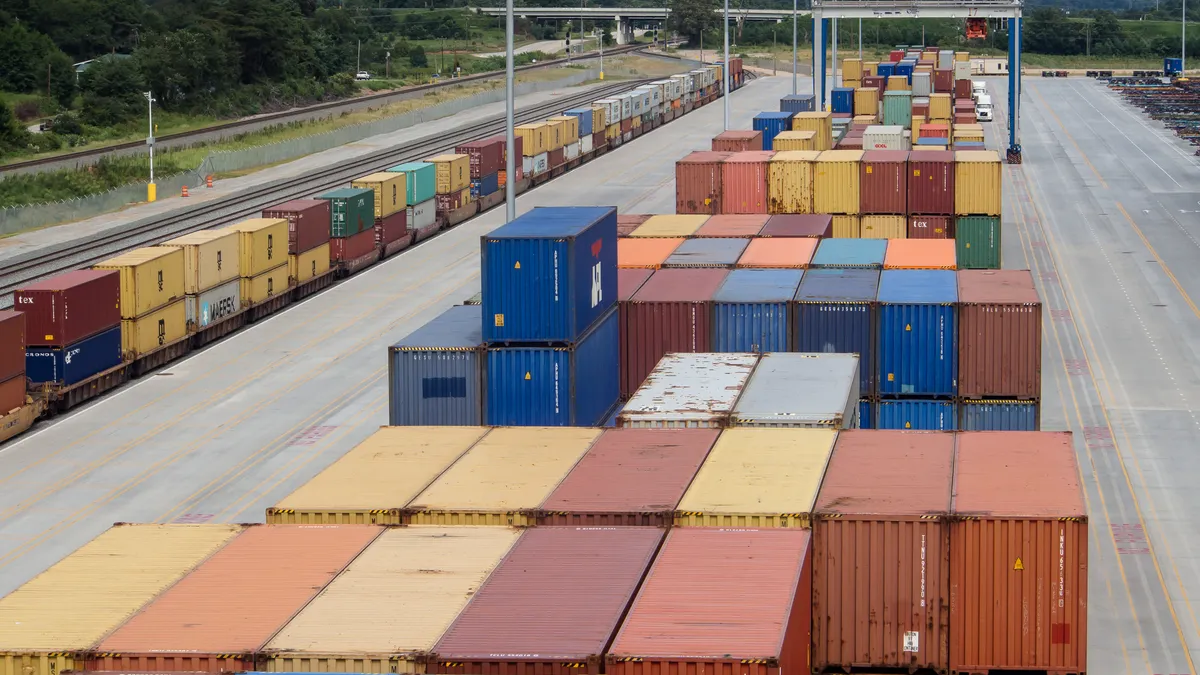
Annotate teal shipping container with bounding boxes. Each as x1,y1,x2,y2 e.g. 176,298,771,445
882,91,913,129
386,161,438,205
955,216,1001,269
319,187,374,237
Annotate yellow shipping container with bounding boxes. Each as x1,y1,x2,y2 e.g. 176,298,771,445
240,263,289,306
767,150,819,214
351,172,407,219
955,51,970,62
843,78,861,91
887,76,911,91
220,218,287,278
772,130,817,152
853,114,878,125
813,150,864,214
515,123,548,156
267,427,488,525
632,115,642,129
674,428,836,528
843,58,863,81
606,123,620,140
629,214,709,238
832,215,861,238
94,247,185,320
912,146,942,152
792,112,833,151
953,130,985,143
929,93,952,120
591,105,607,133
427,154,470,195
854,88,879,116
289,243,331,285
956,123,984,135
121,298,186,357
860,215,907,239
263,526,521,673
0,524,241,675
863,61,878,77
955,150,1002,216
159,230,240,295
407,427,599,526
542,118,565,150
549,115,580,144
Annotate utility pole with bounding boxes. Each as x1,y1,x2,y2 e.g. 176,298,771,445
144,91,156,202
773,27,777,75
858,18,862,59
1184,0,1188,72
505,0,516,222
357,40,361,72
792,0,797,92
723,0,730,129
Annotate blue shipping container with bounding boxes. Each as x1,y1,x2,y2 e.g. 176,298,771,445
481,206,617,344
831,87,855,114
794,268,879,393
810,239,888,268
485,308,619,426
388,305,485,426
470,172,500,199
858,399,874,428
960,400,1039,431
877,62,896,78
780,94,816,114
712,269,803,352
386,161,438,205
877,398,957,430
753,111,795,150
564,108,594,136
663,238,749,268
877,270,958,397
895,62,915,81
1166,57,1184,75
916,137,950,146
25,325,122,386
603,401,624,427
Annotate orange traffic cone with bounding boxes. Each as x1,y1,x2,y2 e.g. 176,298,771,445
181,185,189,197
206,175,213,188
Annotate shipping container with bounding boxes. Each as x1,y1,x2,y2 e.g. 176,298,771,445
913,71,932,97
908,151,955,215
909,214,953,238
14,269,119,347
860,150,908,214
883,91,914,127
220,218,288,278
854,87,880,116
676,151,731,214
621,268,728,397
426,154,470,195
884,238,957,269
814,150,864,214
120,298,187,357
388,306,486,427
957,270,1041,398
455,138,505,179
737,237,818,269
408,198,437,237
767,150,819,214
90,525,384,674
955,216,1001,269
794,268,879,393
950,432,1087,675
435,187,472,213
515,123,549,156
387,162,438,205
351,172,407,219
94,247,185,319
618,237,683,269
263,199,332,255
721,151,773,214
662,237,748,268
330,229,378,263
877,270,958,397
832,87,855,114
486,308,619,426
0,312,23,384
617,214,652,236
264,527,521,674
753,112,795,150
470,172,499,200
772,130,818,151
858,398,875,428
712,130,764,152
320,188,375,238
628,214,707,238
429,527,663,675
564,108,595,136
289,242,331,284
877,398,957,430
960,399,1039,430
760,213,833,238
185,277,241,330
810,238,887,268
160,229,240,295
954,151,1002,216
240,263,289,306
695,214,768,237
813,430,954,672
860,215,907,239
407,427,598,526
607,528,812,675
832,215,858,237
481,206,616,344
619,353,758,428
618,268,654,302
0,524,242,675
711,269,803,352
781,93,816,113
793,112,834,151
733,352,859,428
675,427,835,527
26,324,121,385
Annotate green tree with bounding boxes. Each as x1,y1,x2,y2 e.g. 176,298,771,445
0,20,74,104
0,101,31,156
670,0,719,45
79,56,146,126
410,44,429,68
135,26,241,107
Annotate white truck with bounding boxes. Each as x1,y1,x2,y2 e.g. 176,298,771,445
975,94,994,122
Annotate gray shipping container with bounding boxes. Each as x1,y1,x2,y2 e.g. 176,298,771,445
408,198,437,234
618,353,761,429
186,278,242,329
731,352,860,428
388,304,485,426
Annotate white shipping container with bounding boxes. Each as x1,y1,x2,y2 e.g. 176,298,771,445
938,51,955,70
670,74,689,95
595,98,621,125
186,278,242,329
581,134,594,154
532,152,549,175
653,80,677,101
619,353,761,428
863,125,908,150
730,353,860,428
913,72,932,97
407,198,436,232
954,61,971,79
630,93,643,117
565,141,581,160
522,155,533,175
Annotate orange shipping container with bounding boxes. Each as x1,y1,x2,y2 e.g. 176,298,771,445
883,238,956,269
89,525,384,674
950,432,1088,675
812,430,954,673
618,238,684,269
736,237,817,268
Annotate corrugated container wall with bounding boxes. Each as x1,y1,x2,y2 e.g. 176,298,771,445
959,400,1040,431
320,188,375,238
263,199,332,255
677,151,730,215
387,162,438,206
389,305,486,426
955,216,1001,269
14,269,120,347
753,111,794,150
619,353,759,429
794,268,879,393
877,399,957,430
185,278,240,330
712,130,763,152
814,150,864,214
455,138,505,179
957,270,1041,399
239,264,289,305
221,218,288,278
772,130,818,152
732,353,859,428
428,154,471,194
860,150,908,214
26,325,122,385
954,151,1002,216
120,299,187,356
712,269,802,352
160,229,240,294
290,242,331,284
877,270,958,397
908,151,955,215
93,247,185,319
780,93,816,113
351,172,406,219
721,151,773,214
768,151,819,214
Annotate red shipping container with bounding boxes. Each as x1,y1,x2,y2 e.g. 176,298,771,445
14,269,118,348
860,150,908,215
549,147,566,168
592,130,605,151
676,151,730,215
455,138,505,179
954,114,976,126
957,270,1042,398
720,151,773,214
955,98,975,110
477,133,523,166
890,50,905,62
951,432,1087,675
913,102,930,119
621,268,727,397
430,527,664,675
863,75,886,93
0,374,24,413
330,229,377,262
608,528,813,675
696,214,769,237
934,69,954,93
264,199,332,255
908,215,953,239
618,268,654,303
374,210,410,247
908,151,955,215
921,123,950,139
621,118,633,133
955,79,972,98
760,214,833,238
712,130,763,152
836,136,864,150
436,188,470,213
0,311,24,383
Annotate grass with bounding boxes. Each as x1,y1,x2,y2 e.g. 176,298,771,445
0,108,222,167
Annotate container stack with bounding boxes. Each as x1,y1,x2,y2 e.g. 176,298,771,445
262,198,333,290
218,218,290,310
0,311,23,412
954,150,1004,268
427,153,473,218
860,150,908,238
386,161,439,241
814,150,864,237
352,171,411,258
93,247,187,359
456,137,503,201
319,186,376,270
158,228,242,332
19,270,122,390
388,305,485,426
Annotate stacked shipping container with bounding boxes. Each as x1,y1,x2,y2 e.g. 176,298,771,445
93,247,187,359
18,270,122,389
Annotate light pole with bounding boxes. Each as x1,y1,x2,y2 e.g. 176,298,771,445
1183,0,1188,73
792,0,798,93
144,91,156,203
505,0,516,222
723,0,730,130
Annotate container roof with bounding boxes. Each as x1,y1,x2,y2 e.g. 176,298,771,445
618,268,655,301
732,353,858,426
883,239,957,270
631,268,729,303
957,269,1040,304
664,238,749,267
618,237,684,269
878,269,957,303
737,237,818,269
696,214,769,237
392,305,483,349
16,268,115,291
761,214,832,238
485,206,614,238
816,430,954,516
714,269,804,303
810,238,887,268
795,268,880,303
953,431,1085,518
629,214,709,238
621,353,760,425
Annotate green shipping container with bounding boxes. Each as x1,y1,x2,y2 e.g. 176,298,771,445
955,216,1001,269
882,91,913,129
386,162,437,205
320,187,375,237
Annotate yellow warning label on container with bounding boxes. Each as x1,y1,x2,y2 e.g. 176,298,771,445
1014,557,1024,570
494,314,505,327
524,372,532,380
904,421,912,428
905,324,912,331
913,169,921,177
514,261,521,269
888,373,895,381
865,166,873,174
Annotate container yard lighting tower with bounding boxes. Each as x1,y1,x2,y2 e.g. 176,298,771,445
144,91,156,203
505,0,516,222
723,0,730,129
792,0,798,93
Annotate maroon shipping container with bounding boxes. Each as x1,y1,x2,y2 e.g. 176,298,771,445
934,69,954,93
14,269,118,348
607,528,813,675
890,49,905,62
955,98,975,111
436,190,469,213
760,214,833,238
475,133,523,166
621,118,633,134
908,215,953,239
860,150,908,215
954,114,976,126
455,138,505,179
712,130,763,152
618,268,654,303
620,268,727,397
908,151,955,215
836,136,864,150
955,79,972,98
0,374,24,413
330,229,377,262
720,151,773,214
863,75,886,93
548,147,565,169
617,214,652,237
375,210,410,247
913,102,930,120
813,430,954,673
0,311,23,383
263,199,332,255
921,123,950,139
951,432,1087,675
592,130,605,151
538,428,718,526
430,527,664,675
957,270,1042,398
676,151,731,215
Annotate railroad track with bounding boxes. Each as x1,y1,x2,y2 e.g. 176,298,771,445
0,78,656,308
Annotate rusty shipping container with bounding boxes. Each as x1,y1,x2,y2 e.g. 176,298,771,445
620,268,728,398
813,430,955,673
908,151,955,215
721,151,774,214
89,525,384,674
607,528,813,675
950,432,1087,675
538,428,718,526
860,150,909,214
712,130,763,152
676,151,731,215
428,527,664,675
957,270,1042,398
